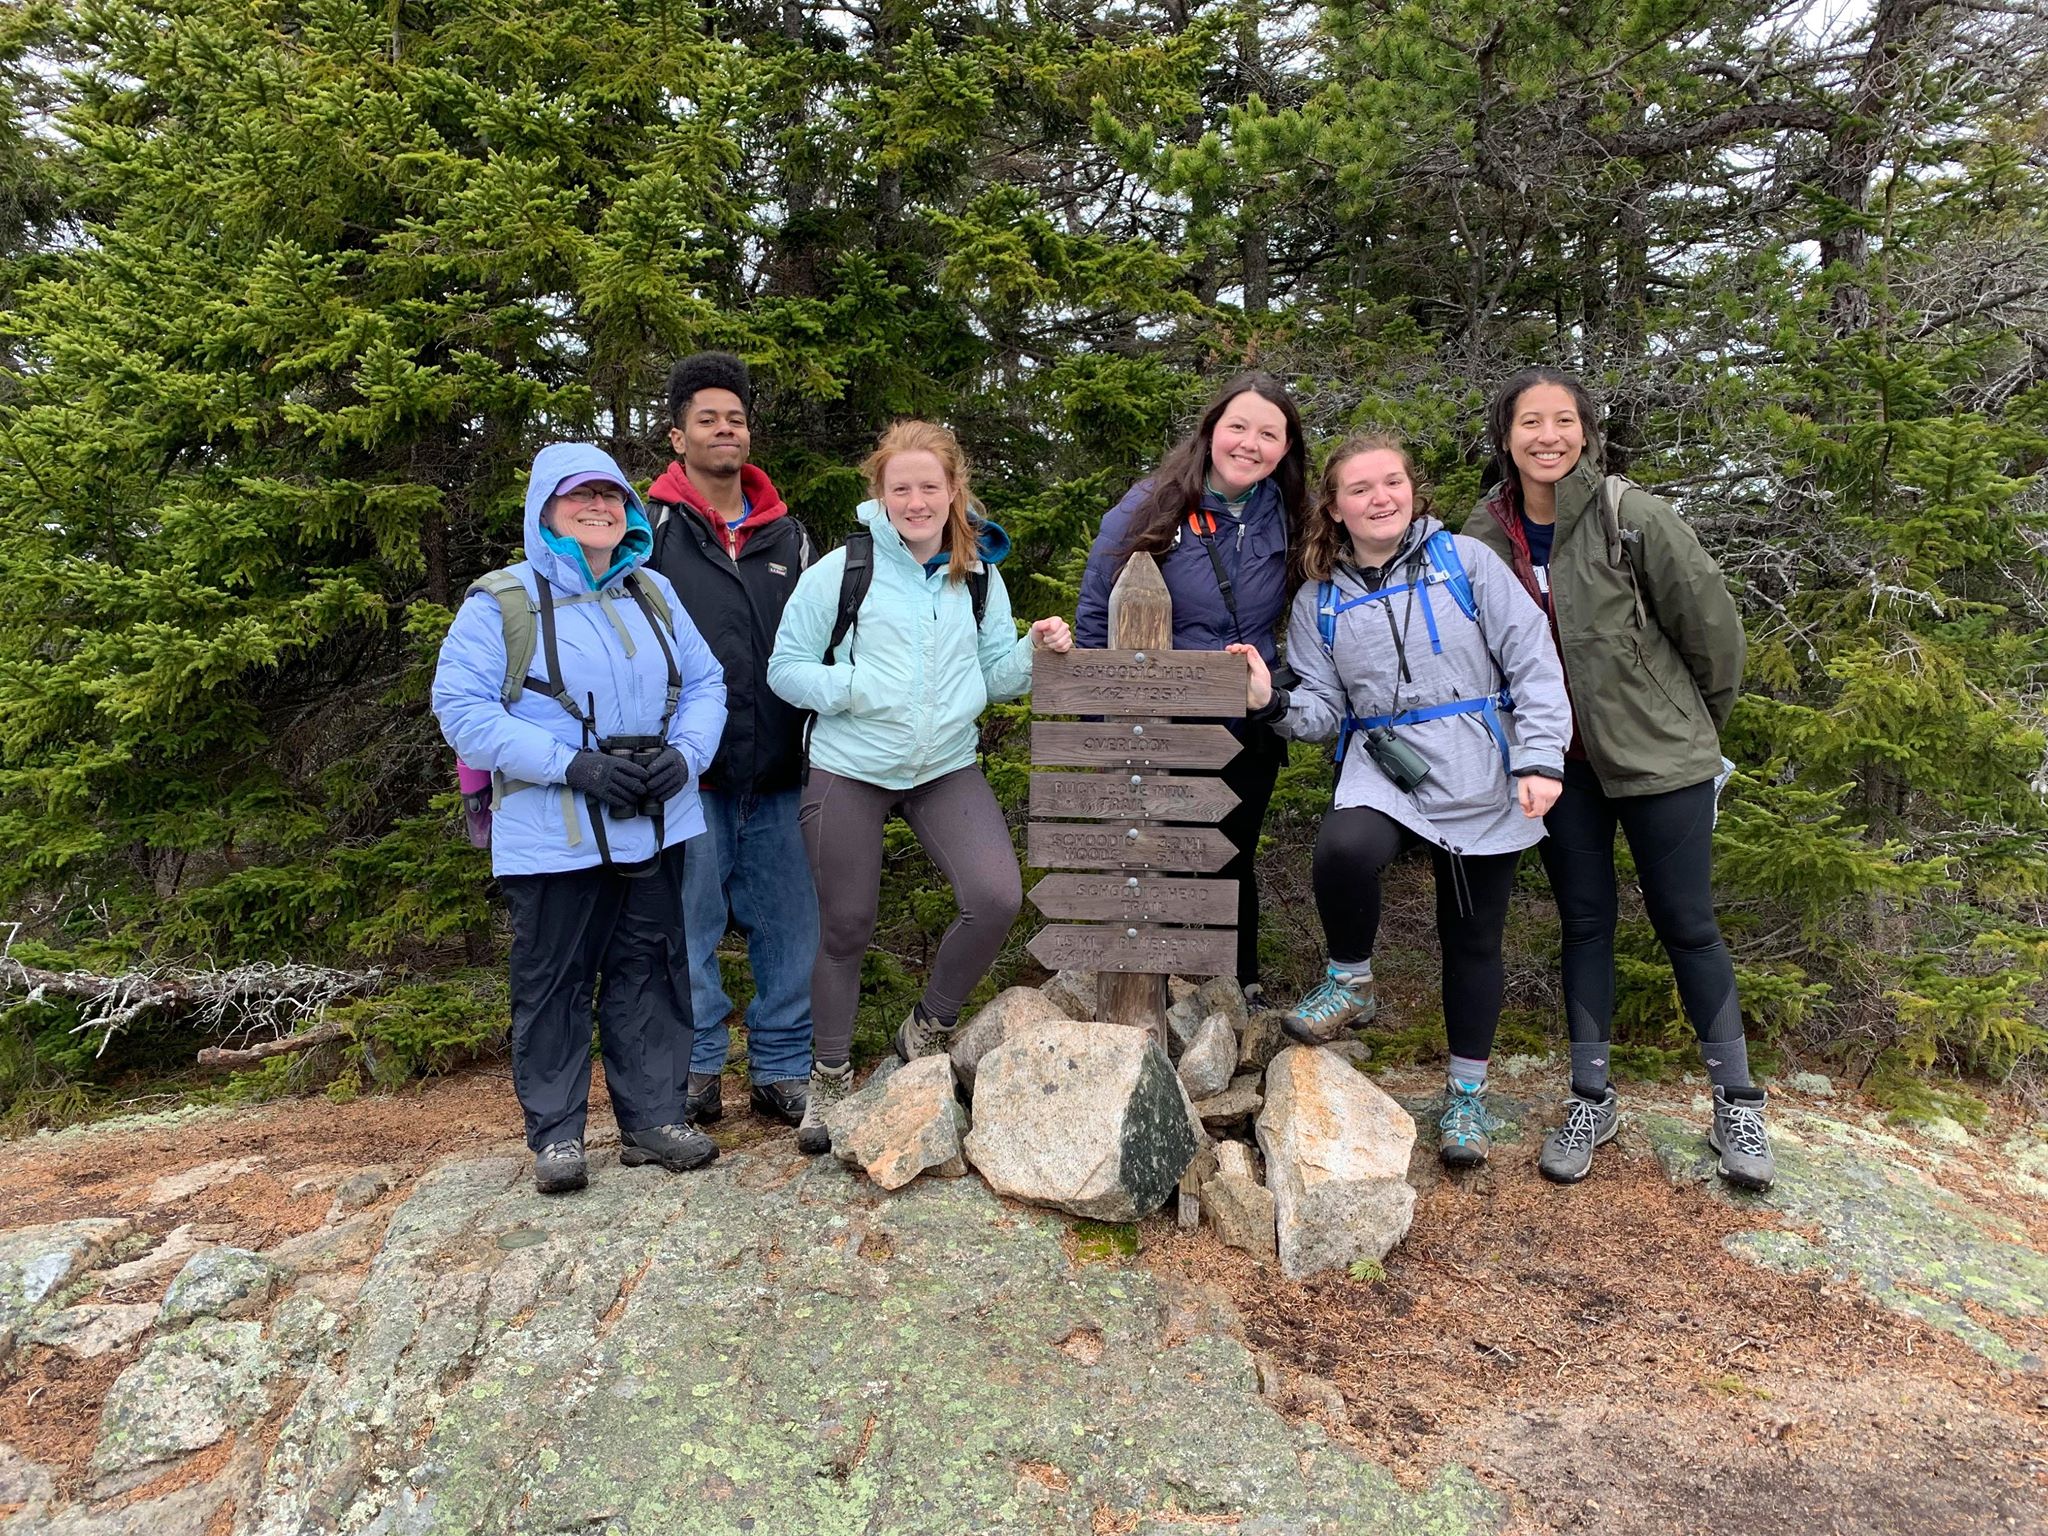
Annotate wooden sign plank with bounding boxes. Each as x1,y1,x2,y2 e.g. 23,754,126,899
1031,721,1240,770
1028,822,1237,873
1029,874,1239,926
1029,924,1238,977
1028,772,1240,824
1033,649,1248,717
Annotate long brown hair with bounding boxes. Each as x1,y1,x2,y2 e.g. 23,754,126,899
1481,367,1604,503
1296,433,1434,584
861,419,982,583
1120,371,1308,558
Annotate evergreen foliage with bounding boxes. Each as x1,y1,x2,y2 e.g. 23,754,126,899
2,0,2044,1112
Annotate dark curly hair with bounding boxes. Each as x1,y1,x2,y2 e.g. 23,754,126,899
666,351,752,426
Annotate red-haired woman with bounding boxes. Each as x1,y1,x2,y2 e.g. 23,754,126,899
767,421,1072,1152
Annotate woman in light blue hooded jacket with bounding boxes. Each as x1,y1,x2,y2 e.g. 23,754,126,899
767,420,1072,1152
434,442,728,1195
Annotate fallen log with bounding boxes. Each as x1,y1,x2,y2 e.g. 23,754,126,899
195,1017,352,1071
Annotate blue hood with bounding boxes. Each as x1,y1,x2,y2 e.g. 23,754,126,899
855,499,1011,568
523,442,653,593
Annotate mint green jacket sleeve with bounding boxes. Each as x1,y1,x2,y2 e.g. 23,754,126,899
766,550,856,716
976,566,1037,704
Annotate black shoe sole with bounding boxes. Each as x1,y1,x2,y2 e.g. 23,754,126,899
535,1169,587,1194
1438,1146,1489,1169
794,1124,831,1156
750,1089,806,1127
620,1141,718,1173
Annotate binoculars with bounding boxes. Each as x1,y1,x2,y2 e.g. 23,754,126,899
600,735,668,819
1361,725,1433,793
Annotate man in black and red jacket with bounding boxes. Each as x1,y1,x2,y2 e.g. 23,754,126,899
646,353,816,1127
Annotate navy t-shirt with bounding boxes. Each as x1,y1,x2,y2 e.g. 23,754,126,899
1520,513,1555,568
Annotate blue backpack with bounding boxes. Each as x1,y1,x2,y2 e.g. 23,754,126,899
1315,530,1513,769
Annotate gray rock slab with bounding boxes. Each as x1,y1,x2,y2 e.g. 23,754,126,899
1177,1013,1237,1101
263,1211,385,1276
0,1218,132,1348
0,1442,54,1527
827,1053,964,1191
1215,1140,1259,1183
1259,1048,1416,1280
91,1319,274,1488
1645,1109,2048,1372
1238,1009,1285,1072
158,1246,287,1327
145,1156,264,1207
948,985,1069,1090
1201,1174,1277,1259
1193,1073,1264,1132
1166,976,1247,1057
1038,968,1098,1021
965,1021,1199,1221
233,1150,1497,1536
28,1302,156,1359
38,1475,235,1536
95,1225,207,1299
327,1165,401,1220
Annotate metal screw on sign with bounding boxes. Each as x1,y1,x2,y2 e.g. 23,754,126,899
1125,877,1139,889
1130,774,1142,785
1132,724,1145,736
1126,928,1138,939
1125,828,1139,840
1133,651,1146,663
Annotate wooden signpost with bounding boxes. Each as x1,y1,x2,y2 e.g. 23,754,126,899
1025,552,1247,1056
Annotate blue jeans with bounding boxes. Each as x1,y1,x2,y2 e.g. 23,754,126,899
681,787,818,1084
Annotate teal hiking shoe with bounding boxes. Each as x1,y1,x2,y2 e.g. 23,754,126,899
1438,1080,1497,1168
1280,964,1378,1045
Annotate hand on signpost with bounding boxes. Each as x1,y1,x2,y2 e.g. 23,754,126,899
1226,643,1271,709
1516,774,1563,818
1031,616,1074,653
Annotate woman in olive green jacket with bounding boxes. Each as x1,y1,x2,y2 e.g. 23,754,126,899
1466,367,1773,1192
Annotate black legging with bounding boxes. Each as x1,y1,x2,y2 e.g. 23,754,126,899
1539,760,1742,1046
1311,806,1519,1061
1220,720,1286,986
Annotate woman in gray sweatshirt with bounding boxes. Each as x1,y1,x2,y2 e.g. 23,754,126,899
1234,434,1570,1167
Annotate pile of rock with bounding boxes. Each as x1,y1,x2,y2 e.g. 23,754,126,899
821,971,1418,1279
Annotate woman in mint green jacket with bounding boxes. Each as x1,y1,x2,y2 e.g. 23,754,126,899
767,419,1072,1151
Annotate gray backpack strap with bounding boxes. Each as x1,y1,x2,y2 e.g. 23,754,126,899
466,568,540,705
1600,475,1648,629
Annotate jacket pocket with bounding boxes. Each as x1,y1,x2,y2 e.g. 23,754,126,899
1636,633,1700,725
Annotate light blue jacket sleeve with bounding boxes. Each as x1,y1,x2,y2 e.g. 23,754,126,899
645,571,729,778
1276,583,1345,744
766,552,856,716
977,567,1036,704
432,592,579,786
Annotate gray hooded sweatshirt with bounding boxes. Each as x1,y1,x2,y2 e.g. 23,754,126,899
1276,516,1570,856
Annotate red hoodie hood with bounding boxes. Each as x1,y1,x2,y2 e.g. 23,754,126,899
646,462,789,554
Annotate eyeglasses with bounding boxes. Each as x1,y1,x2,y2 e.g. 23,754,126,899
559,485,627,506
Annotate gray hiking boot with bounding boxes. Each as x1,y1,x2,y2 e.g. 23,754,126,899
1538,1088,1620,1184
1438,1080,1498,1168
795,1061,855,1156
1280,964,1378,1045
686,1071,723,1126
893,1004,959,1063
1709,1085,1775,1190
620,1121,718,1173
749,1077,808,1127
533,1138,587,1194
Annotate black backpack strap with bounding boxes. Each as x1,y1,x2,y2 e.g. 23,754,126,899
969,568,990,630
824,529,874,664
1187,510,1243,643
624,571,684,733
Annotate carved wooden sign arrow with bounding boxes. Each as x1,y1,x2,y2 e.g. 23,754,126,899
1028,873,1239,926
1027,822,1237,873
1027,772,1240,824
1030,721,1240,770
1028,923,1238,977
1032,648,1248,717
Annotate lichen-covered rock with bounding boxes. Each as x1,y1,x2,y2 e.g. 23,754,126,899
0,1218,132,1353
145,1156,263,1206
95,1225,207,1297
157,1247,286,1327
1201,1174,1277,1259
328,1165,401,1219
1038,968,1098,1021
966,1021,1199,1221
1257,1047,1417,1280
91,1319,274,1486
828,1054,965,1191
0,1442,54,1527
29,1302,156,1360
1193,1073,1264,1133
948,985,1070,1090
1177,1013,1237,1100
263,1212,384,1276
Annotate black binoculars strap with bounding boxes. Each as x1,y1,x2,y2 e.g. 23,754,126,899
1190,523,1243,644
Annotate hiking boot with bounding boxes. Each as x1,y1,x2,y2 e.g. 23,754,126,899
893,1004,958,1063
1709,1085,1776,1191
1280,965,1378,1045
686,1071,723,1126
620,1122,718,1173
1438,1080,1498,1168
533,1138,587,1195
750,1077,808,1127
1538,1087,1620,1184
795,1061,854,1155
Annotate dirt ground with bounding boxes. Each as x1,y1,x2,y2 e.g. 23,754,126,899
5,1065,2046,1535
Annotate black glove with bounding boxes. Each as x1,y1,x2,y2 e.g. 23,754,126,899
639,746,688,805
564,749,649,814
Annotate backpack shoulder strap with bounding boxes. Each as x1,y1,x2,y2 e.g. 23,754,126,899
623,567,674,635
825,529,874,665
969,568,991,629
466,568,538,705
1600,475,1649,627
1316,579,1337,655
1423,530,1478,624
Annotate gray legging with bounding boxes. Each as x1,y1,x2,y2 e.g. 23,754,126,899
798,765,1023,1065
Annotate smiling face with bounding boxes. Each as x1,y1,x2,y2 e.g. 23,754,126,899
546,480,629,566
1205,390,1291,500
879,448,954,561
1329,449,1416,565
669,386,749,481
1507,382,1588,490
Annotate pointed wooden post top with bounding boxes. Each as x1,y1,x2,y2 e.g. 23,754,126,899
1106,552,1172,651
